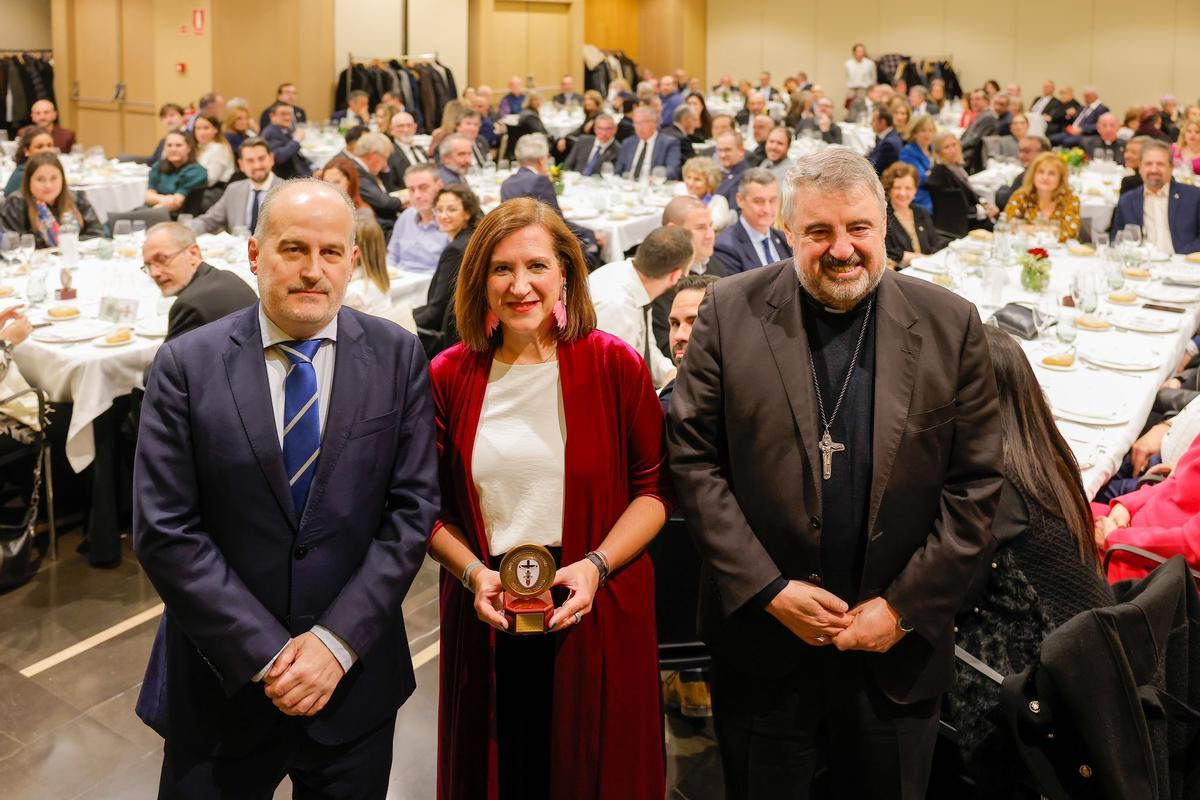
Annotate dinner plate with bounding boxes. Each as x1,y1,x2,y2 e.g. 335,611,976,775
1035,358,1081,372
94,336,135,348
32,319,114,343
565,209,600,221
1108,313,1180,334
905,258,949,275
1051,405,1128,427
1078,348,1162,371
1135,283,1200,303
134,319,169,338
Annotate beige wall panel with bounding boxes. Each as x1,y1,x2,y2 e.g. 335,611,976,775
943,2,1015,98
51,0,71,127
637,0,674,79
680,0,707,85
705,0,763,90
407,0,469,91
71,0,120,103
488,2,532,89
585,0,639,59
1091,0,1172,116
0,0,53,50
129,0,166,110
813,0,879,99
296,0,336,122
876,1,943,63
74,108,122,155
526,2,572,91
1174,0,1200,111
1011,0,1090,106
760,0,815,88
121,108,160,154
334,0,403,66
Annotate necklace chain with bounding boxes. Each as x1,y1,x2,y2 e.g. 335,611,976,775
809,299,874,434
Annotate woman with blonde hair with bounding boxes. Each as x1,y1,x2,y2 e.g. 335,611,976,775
428,197,670,799
221,105,254,153
1173,119,1200,174
1003,151,1081,242
342,214,391,317
681,156,735,230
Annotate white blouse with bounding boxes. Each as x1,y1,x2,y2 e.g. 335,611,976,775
472,359,566,556
342,267,391,318
197,142,235,186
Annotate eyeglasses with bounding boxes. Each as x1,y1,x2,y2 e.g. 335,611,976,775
141,246,190,274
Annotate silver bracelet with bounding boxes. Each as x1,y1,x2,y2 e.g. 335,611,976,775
461,560,484,591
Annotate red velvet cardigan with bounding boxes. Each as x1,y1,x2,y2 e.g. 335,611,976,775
429,330,671,800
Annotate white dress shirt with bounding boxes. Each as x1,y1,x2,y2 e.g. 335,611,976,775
631,134,657,181
397,139,427,164
844,57,876,90
1143,185,1174,256
740,215,781,266
588,258,676,388
253,306,357,679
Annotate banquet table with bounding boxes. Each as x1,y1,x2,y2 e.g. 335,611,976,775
468,170,675,261
301,127,432,170
969,159,1134,233
905,240,1200,499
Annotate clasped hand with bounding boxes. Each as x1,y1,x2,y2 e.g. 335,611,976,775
262,631,345,716
470,558,600,633
767,581,906,653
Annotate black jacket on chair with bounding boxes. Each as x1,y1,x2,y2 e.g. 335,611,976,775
413,227,472,357
350,159,402,237
885,205,944,265
0,191,104,248
926,164,982,239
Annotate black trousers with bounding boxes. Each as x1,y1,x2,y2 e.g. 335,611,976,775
712,650,941,800
158,716,396,800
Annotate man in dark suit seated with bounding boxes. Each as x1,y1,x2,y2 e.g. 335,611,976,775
552,75,583,107
563,114,620,175
868,107,903,175
188,138,280,235
262,103,312,179
735,91,767,127
1081,113,1125,163
614,106,683,181
1110,140,1200,255
142,222,257,341
332,90,371,128
1120,136,1148,195
384,111,429,192
714,130,750,214
259,82,308,131
455,110,491,168
1054,86,1107,147
436,134,472,186
1027,80,1063,133
350,133,405,237
747,115,774,167
134,180,438,799
501,133,602,265
713,168,793,274
959,95,1003,173
796,97,844,145
660,105,698,164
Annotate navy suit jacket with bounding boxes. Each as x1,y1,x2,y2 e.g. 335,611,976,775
614,135,683,180
716,159,750,213
133,305,438,755
500,168,600,261
563,134,620,174
869,130,903,174
713,221,793,274
262,124,312,179
1109,180,1200,255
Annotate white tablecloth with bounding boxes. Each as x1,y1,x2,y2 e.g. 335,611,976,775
838,123,875,156
907,244,1200,498
301,129,432,170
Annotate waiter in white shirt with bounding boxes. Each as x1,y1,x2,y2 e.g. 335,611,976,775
589,226,692,388
844,43,876,99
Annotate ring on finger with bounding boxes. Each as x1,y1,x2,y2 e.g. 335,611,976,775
574,611,582,625
815,635,827,643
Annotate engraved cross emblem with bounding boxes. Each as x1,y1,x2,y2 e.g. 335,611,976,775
819,431,845,480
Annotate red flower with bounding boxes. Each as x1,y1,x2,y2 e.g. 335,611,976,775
1026,248,1049,260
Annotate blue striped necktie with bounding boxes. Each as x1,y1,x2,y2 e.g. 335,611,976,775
279,339,324,513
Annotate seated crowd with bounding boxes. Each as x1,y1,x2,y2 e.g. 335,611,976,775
2,58,1200,799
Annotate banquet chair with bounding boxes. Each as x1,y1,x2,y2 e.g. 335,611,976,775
929,185,972,240
647,515,710,673
106,207,170,235
0,387,56,592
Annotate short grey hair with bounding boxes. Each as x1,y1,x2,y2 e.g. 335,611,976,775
254,177,357,245
514,133,550,165
632,105,657,122
147,221,196,249
439,132,472,160
1140,139,1172,162
672,105,696,125
780,149,885,222
404,161,440,182
352,131,394,158
737,166,777,194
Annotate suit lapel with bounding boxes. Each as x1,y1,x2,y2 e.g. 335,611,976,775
300,308,369,531
1168,181,1182,246
760,265,822,508
223,307,297,527
866,273,922,535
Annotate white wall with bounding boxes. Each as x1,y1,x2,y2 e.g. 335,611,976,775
333,0,467,94
0,0,52,50
705,0,1200,118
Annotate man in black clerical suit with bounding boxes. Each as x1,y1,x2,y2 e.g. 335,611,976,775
667,148,1003,799
142,222,257,342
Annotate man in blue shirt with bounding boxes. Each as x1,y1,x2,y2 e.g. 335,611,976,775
386,163,449,272
660,75,684,129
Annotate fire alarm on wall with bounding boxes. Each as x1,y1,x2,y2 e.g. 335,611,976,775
175,62,187,74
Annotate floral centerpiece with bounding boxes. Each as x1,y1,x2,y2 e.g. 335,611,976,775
1061,147,1087,171
1018,247,1052,292
549,164,564,195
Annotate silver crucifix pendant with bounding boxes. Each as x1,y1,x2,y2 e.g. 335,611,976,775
819,431,845,480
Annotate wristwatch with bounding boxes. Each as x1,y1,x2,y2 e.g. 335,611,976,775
897,615,915,633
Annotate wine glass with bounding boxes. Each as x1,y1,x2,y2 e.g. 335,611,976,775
18,234,35,266
1056,302,1078,344
649,166,667,188
1071,269,1099,313
1122,224,1142,249
0,232,17,274
132,220,147,241
600,162,615,181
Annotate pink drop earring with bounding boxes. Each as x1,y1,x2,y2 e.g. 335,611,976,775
486,310,500,336
553,284,568,329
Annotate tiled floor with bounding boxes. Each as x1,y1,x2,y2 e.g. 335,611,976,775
0,527,722,799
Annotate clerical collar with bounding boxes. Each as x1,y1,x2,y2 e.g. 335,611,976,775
799,284,876,316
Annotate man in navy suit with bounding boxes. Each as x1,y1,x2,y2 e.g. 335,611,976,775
1110,140,1200,256
562,114,620,175
868,107,903,175
615,106,682,180
262,103,312,179
501,133,603,265
1055,86,1108,147
715,130,750,214
134,179,439,798
713,168,793,274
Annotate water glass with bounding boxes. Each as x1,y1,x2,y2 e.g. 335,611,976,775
25,270,47,305
0,232,17,273
1122,224,1142,248
18,234,35,266
981,261,1006,309
600,162,615,181
1056,306,1078,344
132,220,147,241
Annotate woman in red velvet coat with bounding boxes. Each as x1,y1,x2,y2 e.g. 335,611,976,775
427,197,671,800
